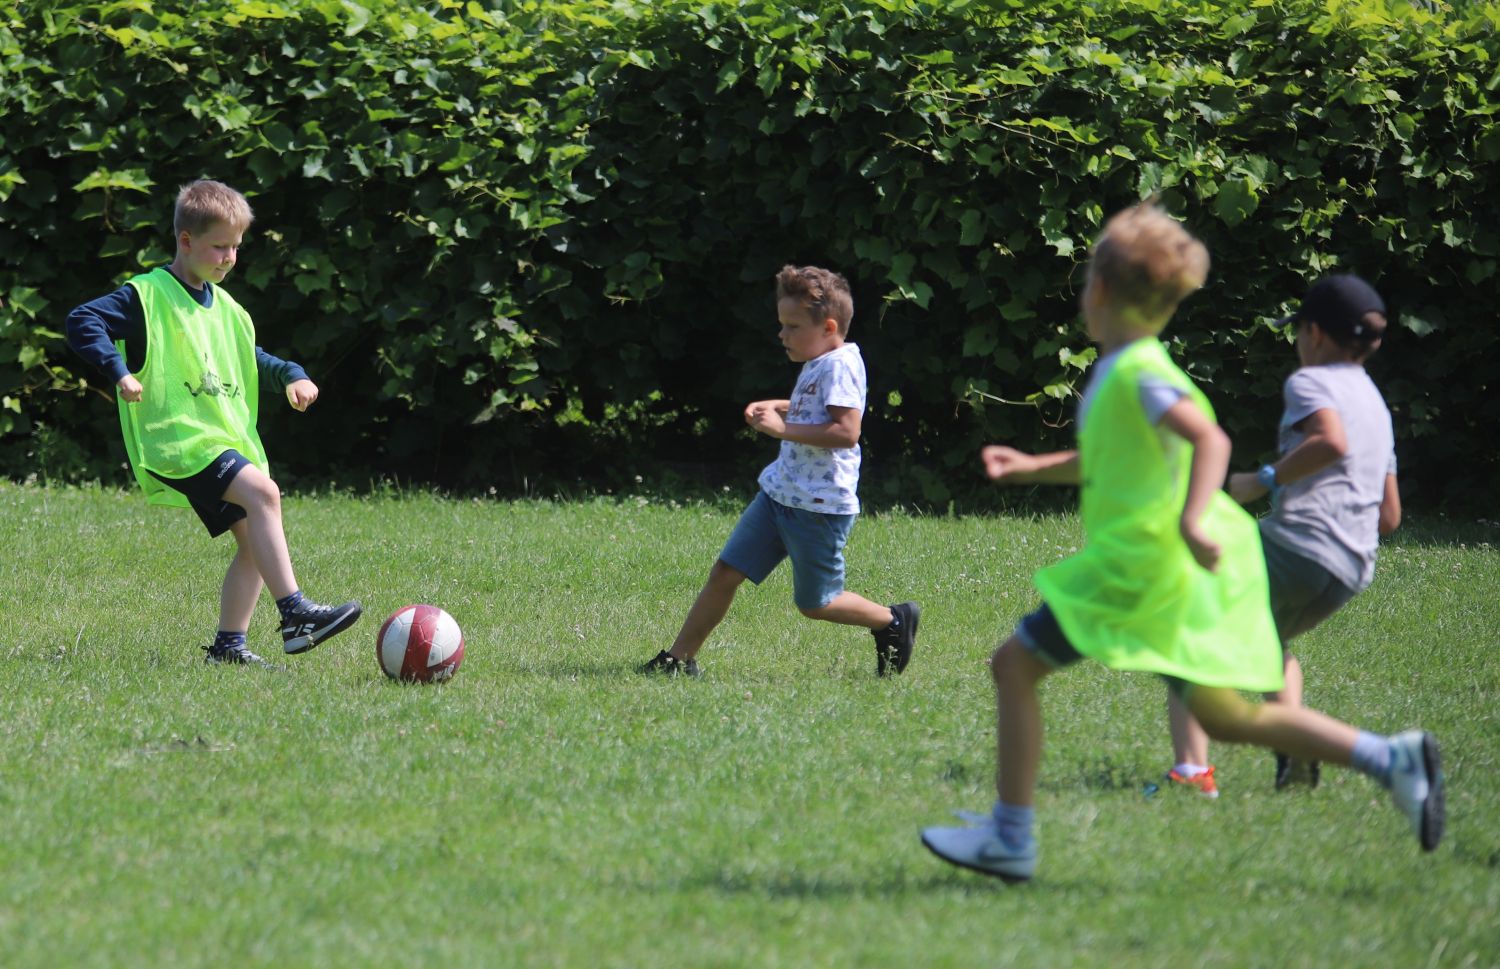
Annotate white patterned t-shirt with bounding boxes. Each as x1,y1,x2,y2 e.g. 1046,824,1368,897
757,342,865,515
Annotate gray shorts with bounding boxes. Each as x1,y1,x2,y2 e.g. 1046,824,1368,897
1261,535,1359,646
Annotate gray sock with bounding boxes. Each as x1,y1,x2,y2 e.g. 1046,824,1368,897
1350,731,1393,787
991,800,1035,850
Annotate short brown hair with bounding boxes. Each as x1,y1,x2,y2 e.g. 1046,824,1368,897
173,179,254,236
1088,203,1209,327
775,265,854,335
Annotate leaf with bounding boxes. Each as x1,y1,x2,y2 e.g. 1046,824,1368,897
1214,178,1259,227
959,208,985,246
71,168,155,193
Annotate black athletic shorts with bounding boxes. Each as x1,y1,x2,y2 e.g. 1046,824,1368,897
148,449,253,537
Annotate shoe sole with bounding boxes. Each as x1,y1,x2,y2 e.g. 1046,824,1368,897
283,604,362,655
1417,733,1445,852
920,832,1033,884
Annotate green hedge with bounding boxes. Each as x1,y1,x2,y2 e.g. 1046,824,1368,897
2,0,1496,507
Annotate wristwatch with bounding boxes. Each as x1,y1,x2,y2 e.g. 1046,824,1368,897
1256,464,1279,490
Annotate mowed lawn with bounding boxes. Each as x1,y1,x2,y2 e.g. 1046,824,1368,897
0,482,1495,969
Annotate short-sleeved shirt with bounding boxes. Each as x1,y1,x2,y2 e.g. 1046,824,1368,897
1259,363,1395,591
757,342,866,515
1079,345,1186,432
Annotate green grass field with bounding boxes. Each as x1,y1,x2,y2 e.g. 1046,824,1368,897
1,482,1496,968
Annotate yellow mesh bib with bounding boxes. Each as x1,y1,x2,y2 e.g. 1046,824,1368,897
1034,338,1282,691
116,268,268,506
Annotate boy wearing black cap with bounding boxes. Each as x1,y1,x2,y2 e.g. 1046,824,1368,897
1166,273,1403,794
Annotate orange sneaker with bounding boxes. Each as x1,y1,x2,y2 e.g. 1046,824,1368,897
1167,765,1220,799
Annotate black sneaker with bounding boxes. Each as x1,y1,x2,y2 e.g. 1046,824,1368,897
280,599,362,654
1274,752,1321,790
638,650,700,677
203,641,270,666
872,601,920,676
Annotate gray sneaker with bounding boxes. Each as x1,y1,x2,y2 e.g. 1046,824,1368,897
1388,730,1444,852
921,817,1036,883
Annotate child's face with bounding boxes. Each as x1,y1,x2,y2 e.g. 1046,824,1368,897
177,220,244,288
777,297,841,362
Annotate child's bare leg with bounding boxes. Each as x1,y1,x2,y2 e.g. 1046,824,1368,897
221,465,297,599
992,637,1054,806
1269,653,1304,706
670,559,747,660
1168,688,1211,765
1187,686,1357,765
799,591,891,629
218,524,265,632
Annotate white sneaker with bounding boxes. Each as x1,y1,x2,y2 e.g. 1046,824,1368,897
921,818,1037,882
1388,730,1445,852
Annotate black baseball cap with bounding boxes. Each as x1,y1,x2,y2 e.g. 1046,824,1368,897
1281,273,1387,341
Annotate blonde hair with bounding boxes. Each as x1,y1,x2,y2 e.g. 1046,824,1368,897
775,264,854,335
173,179,254,236
1088,203,1209,328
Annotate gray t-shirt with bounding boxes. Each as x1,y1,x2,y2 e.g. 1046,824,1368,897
1259,363,1396,591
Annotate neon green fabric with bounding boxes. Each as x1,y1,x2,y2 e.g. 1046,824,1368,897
116,267,268,507
1034,338,1283,691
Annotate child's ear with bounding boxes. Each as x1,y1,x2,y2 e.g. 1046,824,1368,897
823,317,839,335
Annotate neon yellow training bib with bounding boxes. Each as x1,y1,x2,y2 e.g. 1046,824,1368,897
1034,338,1283,691
116,267,269,507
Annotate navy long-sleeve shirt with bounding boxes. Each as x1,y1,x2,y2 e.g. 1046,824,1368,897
65,270,309,390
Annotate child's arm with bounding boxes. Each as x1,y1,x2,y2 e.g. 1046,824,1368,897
66,286,144,402
747,403,860,449
1379,472,1401,535
1228,407,1346,503
256,347,317,412
744,399,790,421
1158,397,1230,572
981,445,1080,484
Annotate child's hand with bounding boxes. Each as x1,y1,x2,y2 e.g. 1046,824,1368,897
1181,519,1223,573
981,445,1032,481
285,378,319,412
747,405,786,438
1227,471,1266,504
116,374,143,403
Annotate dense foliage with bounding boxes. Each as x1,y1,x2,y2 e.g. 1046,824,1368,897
2,0,1497,506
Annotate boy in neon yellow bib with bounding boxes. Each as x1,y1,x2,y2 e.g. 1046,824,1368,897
920,203,1444,883
66,180,361,666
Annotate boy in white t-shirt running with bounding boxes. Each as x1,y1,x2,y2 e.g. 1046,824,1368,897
640,265,918,677
1166,273,1403,795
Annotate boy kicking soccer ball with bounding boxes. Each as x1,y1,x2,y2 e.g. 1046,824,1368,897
640,265,917,678
919,203,1443,883
66,179,361,666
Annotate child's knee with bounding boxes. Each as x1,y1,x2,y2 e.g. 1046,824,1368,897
707,559,746,588
989,637,1031,687
230,472,282,517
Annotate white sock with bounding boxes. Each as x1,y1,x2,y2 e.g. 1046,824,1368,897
1173,763,1209,778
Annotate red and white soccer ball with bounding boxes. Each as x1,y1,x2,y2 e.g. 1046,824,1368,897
377,605,465,682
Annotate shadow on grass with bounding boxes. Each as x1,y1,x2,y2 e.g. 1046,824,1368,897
613,867,1116,900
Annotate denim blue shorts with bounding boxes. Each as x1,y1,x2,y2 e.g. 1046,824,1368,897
719,491,855,610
